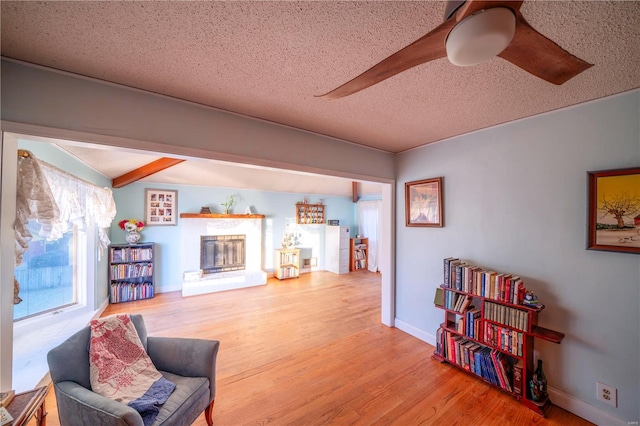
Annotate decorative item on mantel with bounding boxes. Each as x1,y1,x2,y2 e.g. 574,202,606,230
200,206,211,214
118,219,144,244
221,195,237,214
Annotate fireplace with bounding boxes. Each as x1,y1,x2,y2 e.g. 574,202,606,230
181,215,267,297
201,235,246,273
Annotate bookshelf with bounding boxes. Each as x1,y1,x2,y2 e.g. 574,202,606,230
274,248,300,280
295,203,325,224
108,243,155,303
432,258,564,416
349,237,368,271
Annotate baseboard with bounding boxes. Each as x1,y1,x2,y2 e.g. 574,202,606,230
94,298,109,319
394,318,436,346
393,317,627,426
547,387,627,425
156,284,182,293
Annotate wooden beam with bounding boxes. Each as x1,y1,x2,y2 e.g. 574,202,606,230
352,181,358,203
112,157,185,188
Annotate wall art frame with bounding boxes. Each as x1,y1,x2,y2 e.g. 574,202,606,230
145,188,178,226
587,167,640,254
405,177,444,227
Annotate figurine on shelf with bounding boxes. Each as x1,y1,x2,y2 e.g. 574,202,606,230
522,290,540,307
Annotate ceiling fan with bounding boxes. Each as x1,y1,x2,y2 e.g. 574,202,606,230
319,0,593,99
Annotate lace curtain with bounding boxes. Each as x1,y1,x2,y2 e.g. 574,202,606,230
14,150,117,266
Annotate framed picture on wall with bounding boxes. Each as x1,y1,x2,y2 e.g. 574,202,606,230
145,189,178,226
587,167,640,254
405,177,444,227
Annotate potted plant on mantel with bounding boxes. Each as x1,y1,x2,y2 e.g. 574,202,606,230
221,195,237,215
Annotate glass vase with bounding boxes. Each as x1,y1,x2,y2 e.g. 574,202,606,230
529,359,548,404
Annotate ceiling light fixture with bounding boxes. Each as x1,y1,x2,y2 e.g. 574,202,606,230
446,7,516,67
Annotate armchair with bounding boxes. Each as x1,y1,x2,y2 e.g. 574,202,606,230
47,314,219,426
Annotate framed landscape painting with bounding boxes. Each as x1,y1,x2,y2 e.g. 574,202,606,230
587,167,640,254
145,189,178,226
405,177,443,227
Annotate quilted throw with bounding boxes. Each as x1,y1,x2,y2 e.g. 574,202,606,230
89,314,175,425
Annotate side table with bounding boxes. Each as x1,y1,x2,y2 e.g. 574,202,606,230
5,386,48,426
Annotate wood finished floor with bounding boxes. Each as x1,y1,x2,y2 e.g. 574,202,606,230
39,271,592,425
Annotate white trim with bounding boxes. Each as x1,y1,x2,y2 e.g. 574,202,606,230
547,387,627,426
394,318,436,345
0,132,18,392
1,122,394,186
380,183,395,326
156,284,183,294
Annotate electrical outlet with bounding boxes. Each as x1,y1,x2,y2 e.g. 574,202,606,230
597,381,617,407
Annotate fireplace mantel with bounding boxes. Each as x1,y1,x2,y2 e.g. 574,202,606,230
180,213,266,219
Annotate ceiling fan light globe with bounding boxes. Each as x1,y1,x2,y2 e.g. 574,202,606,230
446,7,516,67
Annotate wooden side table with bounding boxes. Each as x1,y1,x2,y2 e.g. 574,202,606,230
5,386,48,426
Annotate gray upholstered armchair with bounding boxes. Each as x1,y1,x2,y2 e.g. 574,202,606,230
47,314,219,426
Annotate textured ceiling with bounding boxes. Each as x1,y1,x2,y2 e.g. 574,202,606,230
2,1,639,155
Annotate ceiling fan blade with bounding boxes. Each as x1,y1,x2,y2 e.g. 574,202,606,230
455,0,523,21
318,18,456,99
498,11,593,85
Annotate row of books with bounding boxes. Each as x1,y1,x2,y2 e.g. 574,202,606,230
484,323,524,357
109,282,154,303
443,257,525,305
353,249,367,260
444,292,473,312
436,328,516,393
485,301,529,332
353,259,367,270
460,309,482,339
110,247,153,263
110,262,153,279
280,253,298,264
279,266,298,278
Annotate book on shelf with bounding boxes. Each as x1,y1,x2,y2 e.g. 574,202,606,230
443,257,458,287
512,359,523,396
434,288,444,308
459,295,473,313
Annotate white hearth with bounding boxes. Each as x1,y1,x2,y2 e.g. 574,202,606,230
180,214,267,297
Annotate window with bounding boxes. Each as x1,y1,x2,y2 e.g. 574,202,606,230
13,220,85,321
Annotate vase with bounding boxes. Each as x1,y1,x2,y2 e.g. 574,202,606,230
529,359,548,404
126,230,141,244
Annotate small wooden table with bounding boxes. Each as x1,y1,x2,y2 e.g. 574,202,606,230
5,386,48,426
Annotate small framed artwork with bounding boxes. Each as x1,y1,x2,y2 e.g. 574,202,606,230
587,167,640,254
405,177,443,227
145,189,178,226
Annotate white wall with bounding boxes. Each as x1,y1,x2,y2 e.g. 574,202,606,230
395,91,640,424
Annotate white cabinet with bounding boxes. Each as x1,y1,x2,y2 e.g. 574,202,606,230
325,226,350,274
